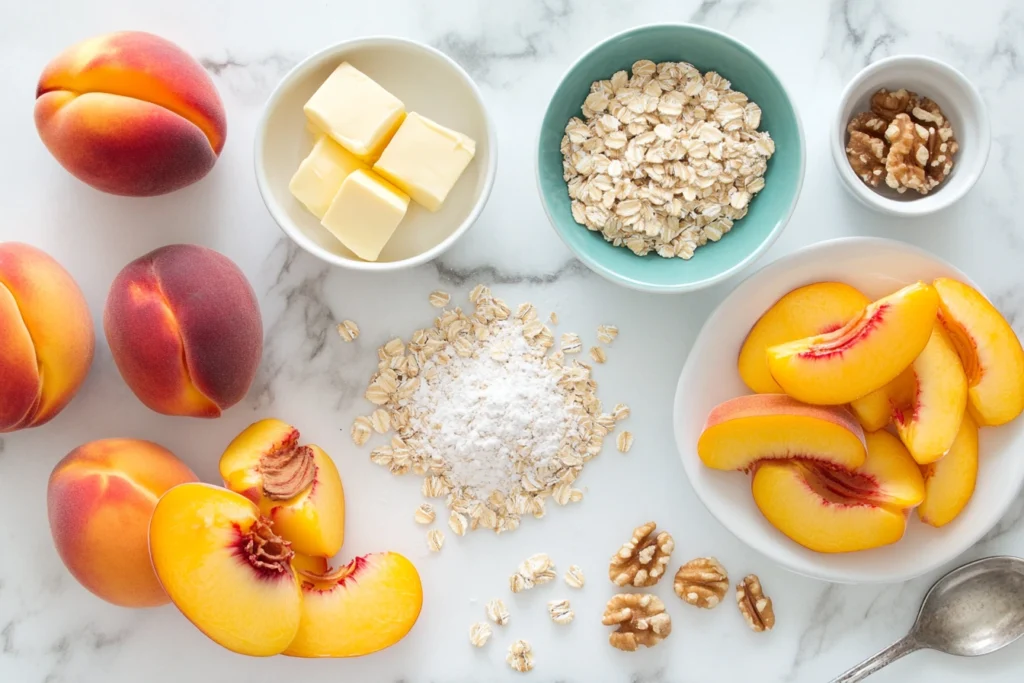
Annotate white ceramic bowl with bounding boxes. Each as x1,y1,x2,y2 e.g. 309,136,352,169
674,237,1024,584
255,37,497,271
832,55,990,217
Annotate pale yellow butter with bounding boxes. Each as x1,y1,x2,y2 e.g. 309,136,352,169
303,62,406,162
288,136,368,219
321,169,410,261
373,112,476,211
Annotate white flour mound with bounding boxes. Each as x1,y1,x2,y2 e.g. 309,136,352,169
410,319,575,498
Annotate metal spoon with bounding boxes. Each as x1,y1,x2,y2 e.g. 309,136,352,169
831,556,1024,682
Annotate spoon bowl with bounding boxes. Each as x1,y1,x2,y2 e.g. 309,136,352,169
832,556,1024,682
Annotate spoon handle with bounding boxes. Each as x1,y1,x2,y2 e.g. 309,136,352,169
829,636,922,683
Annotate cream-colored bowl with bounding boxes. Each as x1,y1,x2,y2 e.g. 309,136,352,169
674,237,1024,584
255,37,497,271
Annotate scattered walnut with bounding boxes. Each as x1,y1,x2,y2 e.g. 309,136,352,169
414,503,435,524
507,639,534,673
602,593,672,651
674,557,729,609
486,598,510,626
564,564,586,589
609,522,674,587
736,574,775,632
547,599,575,624
469,621,492,647
845,87,957,195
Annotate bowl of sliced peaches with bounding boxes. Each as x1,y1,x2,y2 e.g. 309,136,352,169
674,236,1024,583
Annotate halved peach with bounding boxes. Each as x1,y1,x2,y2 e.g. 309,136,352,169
766,282,939,405
752,431,923,553
149,483,302,656
918,414,979,527
892,324,968,464
698,394,866,472
848,369,915,432
284,552,423,658
933,278,1024,426
738,282,871,394
220,419,345,557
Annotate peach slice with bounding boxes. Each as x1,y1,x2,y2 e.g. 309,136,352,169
284,552,423,658
291,553,330,575
933,278,1024,426
766,282,939,405
220,419,345,557
892,324,968,464
149,483,302,656
751,431,923,553
918,414,979,527
738,282,871,393
697,394,866,472
848,369,915,432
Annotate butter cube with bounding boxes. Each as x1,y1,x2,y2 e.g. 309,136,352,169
304,63,406,162
289,136,368,218
373,112,476,211
321,170,410,261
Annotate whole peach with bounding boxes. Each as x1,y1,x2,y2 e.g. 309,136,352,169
0,243,94,432
48,438,198,607
34,31,226,196
104,244,262,417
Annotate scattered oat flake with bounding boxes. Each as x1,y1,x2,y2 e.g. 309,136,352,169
589,347,607,364
351,416,373,446
617,431,634,453
549,312,559,324
548,599,575,624
469,622,492,647
597,325,618,344
564,565,585,588
507,639,534,673
429,290,451,308
337,320,359,342
370,409,391,434
414,503,435,525
613,403,631,421
560,332,582,353
486,598,510,626
449,511,468,536
427,529,445,552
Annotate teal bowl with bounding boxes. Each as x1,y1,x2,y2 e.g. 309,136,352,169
537,24,805,293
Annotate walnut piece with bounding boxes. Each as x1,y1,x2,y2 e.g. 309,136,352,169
845,87,957,195
674,557,729,609
736,574,775,632
602,593,672,651
609,521,674,587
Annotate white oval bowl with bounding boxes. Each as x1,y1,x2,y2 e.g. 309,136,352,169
674,237,1024,584
255,37,497,271
831,55,990,217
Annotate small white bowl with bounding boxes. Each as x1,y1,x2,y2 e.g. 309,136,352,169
674,237,1024,584
255,37,497,271
831,55,990,217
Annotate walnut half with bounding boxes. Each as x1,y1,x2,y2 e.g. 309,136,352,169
736,574,775,632
602,593,672,651
609,521,675,587
674,557,729,609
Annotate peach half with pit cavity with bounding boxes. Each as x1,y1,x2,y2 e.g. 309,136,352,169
219,418,345,557
697,394,866,472
766,282,939,405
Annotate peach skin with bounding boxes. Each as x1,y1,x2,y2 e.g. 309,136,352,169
698,394,867,472
933,278,1024,426
104,244,262,417
284,553,423,658
149,483,303,656
48,439,196,607
892,324,968,464
918,414,980,527
220,419,345,557
0,243,94,432
752,431,924,553
34,31,226,196
738,282,871,394
766,282,939,405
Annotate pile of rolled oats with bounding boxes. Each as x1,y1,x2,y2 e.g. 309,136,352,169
354,286,626,536
561,60,774,259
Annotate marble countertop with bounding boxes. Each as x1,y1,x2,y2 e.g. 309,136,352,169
1,0,1022,681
